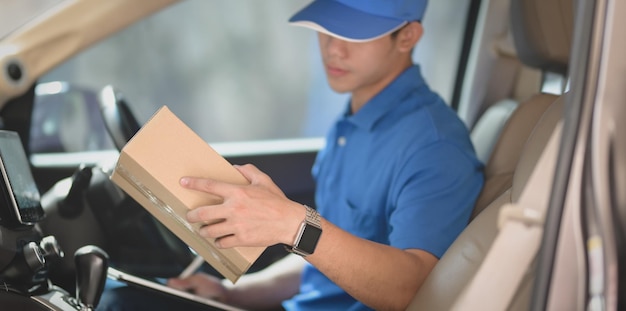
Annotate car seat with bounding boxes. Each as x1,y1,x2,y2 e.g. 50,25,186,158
405,0,573,309
470,98,519,164
469,20,544,165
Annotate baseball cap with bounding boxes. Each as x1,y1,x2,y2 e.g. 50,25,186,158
288,0,428,43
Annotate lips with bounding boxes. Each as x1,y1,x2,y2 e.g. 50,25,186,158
326,65,348,77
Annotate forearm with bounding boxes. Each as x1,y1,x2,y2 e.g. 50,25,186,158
223,254,305,310
306,220,437,311
180,171,438,309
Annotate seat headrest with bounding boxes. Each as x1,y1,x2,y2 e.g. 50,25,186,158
510,0,574,75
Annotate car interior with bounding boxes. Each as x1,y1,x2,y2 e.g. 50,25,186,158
407,0,572,309
0,0,619,310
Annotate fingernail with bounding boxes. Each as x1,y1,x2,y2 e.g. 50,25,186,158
180,177,189,186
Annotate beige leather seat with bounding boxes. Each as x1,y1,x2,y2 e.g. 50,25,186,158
471,92,557,219
406,0,573,309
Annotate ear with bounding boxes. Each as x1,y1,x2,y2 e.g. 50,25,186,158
395,22,423,53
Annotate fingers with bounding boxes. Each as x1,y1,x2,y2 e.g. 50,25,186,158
195,219,232,242
179,164,292,248
180,176,231,196
186,204,227,224
167,273,227,301
181,164,284,199
213,234,240,249
180,172,269,200
193,216,255,248
167,277,192,291
180,164,261,194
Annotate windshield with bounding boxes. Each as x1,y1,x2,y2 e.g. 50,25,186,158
1,0,472,155
0,0,64,39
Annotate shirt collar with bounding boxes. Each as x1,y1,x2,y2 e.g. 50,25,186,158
343,65,427,131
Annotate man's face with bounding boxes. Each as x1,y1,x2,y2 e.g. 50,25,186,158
317,32,407,100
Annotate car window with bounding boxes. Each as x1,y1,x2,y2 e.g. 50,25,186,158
0,0,63,39
32,0,470,154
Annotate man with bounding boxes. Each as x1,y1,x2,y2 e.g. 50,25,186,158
166,0,483,310
98,0,483,310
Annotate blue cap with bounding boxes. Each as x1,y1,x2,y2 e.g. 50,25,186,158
288,0,428,42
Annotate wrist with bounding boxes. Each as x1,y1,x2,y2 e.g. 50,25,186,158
285,205,322,257
283,204,308,245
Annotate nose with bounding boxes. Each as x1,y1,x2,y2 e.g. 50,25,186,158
319,33,346,58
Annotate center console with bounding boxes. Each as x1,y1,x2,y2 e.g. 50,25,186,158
0,130,108,311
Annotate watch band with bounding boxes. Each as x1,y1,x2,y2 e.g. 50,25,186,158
304,205,322,227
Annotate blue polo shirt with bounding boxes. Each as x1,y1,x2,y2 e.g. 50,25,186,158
283,65,484,311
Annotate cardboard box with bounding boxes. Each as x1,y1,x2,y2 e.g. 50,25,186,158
110,106,265,283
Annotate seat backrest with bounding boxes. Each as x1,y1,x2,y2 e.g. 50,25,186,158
406,0,573,309
471,92,556,219
470,0,574,220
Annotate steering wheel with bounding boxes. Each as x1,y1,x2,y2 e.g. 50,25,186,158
91,85,195,276
98,85,141,151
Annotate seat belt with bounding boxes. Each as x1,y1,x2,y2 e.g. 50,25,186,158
452,120,563,310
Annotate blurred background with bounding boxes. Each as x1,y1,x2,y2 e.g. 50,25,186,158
30,0,469,145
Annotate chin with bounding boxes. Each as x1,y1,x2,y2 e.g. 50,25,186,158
326,80,353,94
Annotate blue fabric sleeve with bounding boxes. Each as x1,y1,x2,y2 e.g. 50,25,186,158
388,142,484,258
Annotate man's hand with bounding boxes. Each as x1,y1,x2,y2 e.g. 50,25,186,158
167,273,228,302
180,164,305,249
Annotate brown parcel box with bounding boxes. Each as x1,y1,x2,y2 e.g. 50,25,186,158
110,106,265,283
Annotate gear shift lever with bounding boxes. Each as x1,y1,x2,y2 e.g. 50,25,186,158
74,245,109,311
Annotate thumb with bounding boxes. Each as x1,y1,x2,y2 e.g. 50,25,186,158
233,164,264,183
234,164,286,197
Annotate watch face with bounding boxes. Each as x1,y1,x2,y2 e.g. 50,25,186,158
298,224,322,254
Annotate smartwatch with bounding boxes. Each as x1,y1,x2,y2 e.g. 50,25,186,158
289,205,322,257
